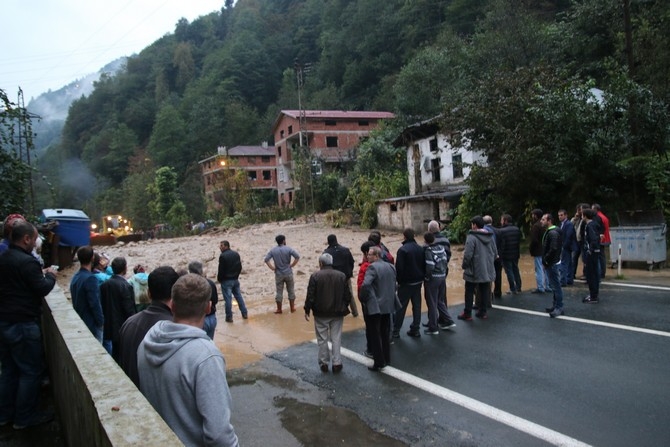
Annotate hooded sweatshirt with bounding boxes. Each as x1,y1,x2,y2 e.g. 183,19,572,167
461,230,497,283
138,321,239,447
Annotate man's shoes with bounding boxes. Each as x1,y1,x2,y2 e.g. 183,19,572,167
549,308,564,318
475,312,488,320
457,312,472,321
583,296,599,304
12,411,54,430
320,364,329,372
545,307,555,313
242,314,248,319
368,364,386,372
332,364,343,373
225,317,233,323
363,350,374,359
439,320,456,330
406,330,421,338
424,329,439,335
531,289,545,294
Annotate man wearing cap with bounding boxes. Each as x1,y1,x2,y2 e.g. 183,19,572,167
323,234,358,317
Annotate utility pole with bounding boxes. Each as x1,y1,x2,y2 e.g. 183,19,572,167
16,88,36,215
293,59,314,213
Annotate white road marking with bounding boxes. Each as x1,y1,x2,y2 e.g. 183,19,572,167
493,305,670,338
333,345,592,447
576,280,670,292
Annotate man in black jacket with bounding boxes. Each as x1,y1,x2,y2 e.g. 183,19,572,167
541,214,564,317
498,214,523,294
324,234,358,317
217,240,248,322
304,253,352,373
392,228,425,338
100,257,136,362
0,220,57,429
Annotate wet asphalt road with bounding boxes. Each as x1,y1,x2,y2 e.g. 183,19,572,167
231,280,670,447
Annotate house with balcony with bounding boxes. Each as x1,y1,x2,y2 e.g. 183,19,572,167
376,116,486,233
272,110,395,207
199,144,277,210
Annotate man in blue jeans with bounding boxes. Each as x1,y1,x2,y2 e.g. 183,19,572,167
0,220,58,429
217,240,248,322
540,213,564,318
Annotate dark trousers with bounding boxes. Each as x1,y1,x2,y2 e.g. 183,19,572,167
465,282,491,315
585,251,601,299
393,283,422,335
366,313,390,368
501,258,522,292
493,258,502,298
599,243,610,278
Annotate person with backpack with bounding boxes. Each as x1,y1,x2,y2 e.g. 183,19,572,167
423,232,452,334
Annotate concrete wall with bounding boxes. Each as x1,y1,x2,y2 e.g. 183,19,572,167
377,200,434,234
42,285,183,446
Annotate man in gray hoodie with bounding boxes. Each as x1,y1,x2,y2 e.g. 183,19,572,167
138,273,239,447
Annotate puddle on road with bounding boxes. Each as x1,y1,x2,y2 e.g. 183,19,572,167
274,396,407,447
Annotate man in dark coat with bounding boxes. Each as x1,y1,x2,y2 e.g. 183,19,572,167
0,220,57,429
304,253,352,373
118,266,179,388
392,228,425,338
541,213,564,317
324,234,358,317
498,214,522,294
558,209,578,286
100,257,136,362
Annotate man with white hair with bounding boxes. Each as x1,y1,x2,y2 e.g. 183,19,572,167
304,253,352,373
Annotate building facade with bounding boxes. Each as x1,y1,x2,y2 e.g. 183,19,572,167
272,110,395,207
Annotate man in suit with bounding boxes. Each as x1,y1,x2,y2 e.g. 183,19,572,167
558,209,578,286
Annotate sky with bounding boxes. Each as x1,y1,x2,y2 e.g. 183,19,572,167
1,0,225,101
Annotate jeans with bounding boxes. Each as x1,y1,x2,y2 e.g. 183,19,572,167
534,256,549,291
423,278,442,331
501,258,522,292
0,321,46,426
393,283,422,334
314,316,344,367
203,314,217,340
560,248,574,285
545,263,563,309
274,273,296,302
221,279,248,319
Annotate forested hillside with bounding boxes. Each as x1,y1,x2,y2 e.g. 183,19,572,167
16,0,670,235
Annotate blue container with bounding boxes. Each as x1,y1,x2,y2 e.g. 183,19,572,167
40,209,91,247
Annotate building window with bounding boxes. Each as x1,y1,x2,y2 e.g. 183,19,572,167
261,156,270,163
311,160,322,175
248,157,256,164
452,153,463,179
280,130,285,138
325,120,336,126
431,158,441,182
358,120,369,126
429,138,438,153
277,146,282,157
248,171,257,181
288,125,293,134
390,203,398,212
326,136,338,147
263,170,271,180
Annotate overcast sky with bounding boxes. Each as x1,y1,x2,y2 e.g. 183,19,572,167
1,0,224,101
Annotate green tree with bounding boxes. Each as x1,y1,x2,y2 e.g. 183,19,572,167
147,104,188,176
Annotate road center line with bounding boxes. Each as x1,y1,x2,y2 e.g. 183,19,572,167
493,305,670,338
335,345,592,447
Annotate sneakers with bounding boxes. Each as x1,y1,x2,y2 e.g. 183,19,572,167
332,364,343,373
583,296,599,304
406,330,421,338
320,364,329,372
439,320,456,330
12,411,54,430
475,312,488,320
363,350,374,359
424,329,439,335
457,312,472,321
545,307,555,313
225,317,233,323
549,308,564,318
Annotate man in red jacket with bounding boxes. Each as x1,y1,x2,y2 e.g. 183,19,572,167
592,204,611,279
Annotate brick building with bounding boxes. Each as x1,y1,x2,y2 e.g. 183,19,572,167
272,110,395,207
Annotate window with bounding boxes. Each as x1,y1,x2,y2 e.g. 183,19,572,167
280,130,285,138
390,203,398,212
311,159,322,175
277,146,282,157
452,153,463,178
248,157,256,164
431,158,441,182
325,120,336,126
358,120,369,126
263,170,272,180
429,138,438,153
261,156,270,163
288,125,293,134
248,171,257,181
326,136,338,147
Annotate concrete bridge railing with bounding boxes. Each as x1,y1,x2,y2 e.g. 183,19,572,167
42,284,183,446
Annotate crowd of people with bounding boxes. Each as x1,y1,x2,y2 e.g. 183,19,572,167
0,204,612,444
